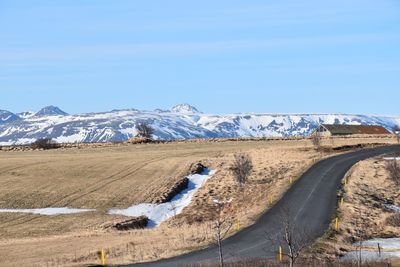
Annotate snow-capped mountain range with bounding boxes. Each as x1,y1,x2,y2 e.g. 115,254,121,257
0,104,399,145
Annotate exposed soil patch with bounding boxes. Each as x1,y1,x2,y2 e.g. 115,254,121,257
113,216,148,231
152,163,206,204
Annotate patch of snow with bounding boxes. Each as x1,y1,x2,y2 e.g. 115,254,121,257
342,238,400,261
171,104,200,114
384,157,400,161
109,169,216,227
342,250,400,261
386,204,400,213
17,111,35,119
0,207,95,216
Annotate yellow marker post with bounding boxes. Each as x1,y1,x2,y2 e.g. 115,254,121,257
269,196,273,206
101,249,105,266
344,178,347,186
279,246,283,262
335,217,339,230
289,177,293,185
236,220,240,231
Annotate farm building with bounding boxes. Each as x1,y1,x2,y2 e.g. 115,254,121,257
312,124,391,137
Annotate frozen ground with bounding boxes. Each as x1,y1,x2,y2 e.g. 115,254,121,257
109,169,216,227
0,207,95,215
342,238,400,261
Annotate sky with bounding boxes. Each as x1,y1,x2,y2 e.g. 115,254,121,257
1,0,400,115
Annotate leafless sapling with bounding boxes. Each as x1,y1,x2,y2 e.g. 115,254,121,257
265,204,311,267
311,132,322,150
212,199,233,267
135,121,154,139
393,125,400,143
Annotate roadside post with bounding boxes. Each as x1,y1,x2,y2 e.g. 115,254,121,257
279,246,283,263
335,217,339,230
378,243,381,257
236,219,241,231
101,249,105,266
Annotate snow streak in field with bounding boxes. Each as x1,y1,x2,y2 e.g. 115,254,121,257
0,207,95,215
108,169,216,227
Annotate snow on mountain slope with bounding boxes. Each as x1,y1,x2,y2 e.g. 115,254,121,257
171,104,201,114
0,110,21,124
0,105,399,145
16,111,35,119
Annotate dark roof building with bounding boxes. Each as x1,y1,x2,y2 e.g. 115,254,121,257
312,124,391,136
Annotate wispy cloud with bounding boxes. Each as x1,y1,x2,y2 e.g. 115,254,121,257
0,33,398,64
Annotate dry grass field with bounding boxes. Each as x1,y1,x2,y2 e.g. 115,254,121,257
0,136,397,266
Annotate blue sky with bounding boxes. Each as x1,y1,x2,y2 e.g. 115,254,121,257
1,0,400,115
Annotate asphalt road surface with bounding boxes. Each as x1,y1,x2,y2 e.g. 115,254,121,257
129,145,400,267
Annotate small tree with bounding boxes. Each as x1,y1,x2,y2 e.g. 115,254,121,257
212,199,233,267
393,125,400,143
386,159,400,186
135,122,154,139
311,132,322,150
265,204,311,267
230,153,253,186
31,138,60,150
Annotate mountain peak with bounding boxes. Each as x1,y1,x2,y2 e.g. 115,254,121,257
171,104,200,114
35,106,68,117
0,109,21,124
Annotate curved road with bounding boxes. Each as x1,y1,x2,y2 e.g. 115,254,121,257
130,145,400,267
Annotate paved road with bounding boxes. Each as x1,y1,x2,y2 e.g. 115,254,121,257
129,145,400,267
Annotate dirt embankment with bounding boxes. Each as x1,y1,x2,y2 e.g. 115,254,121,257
151,162,206,204
315,156,400,259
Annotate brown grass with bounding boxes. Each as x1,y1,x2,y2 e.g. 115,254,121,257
316,156,400,262
0,136,396,266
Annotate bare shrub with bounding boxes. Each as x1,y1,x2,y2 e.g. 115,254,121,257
385,160,400,186
31,138,60,150
230,153,253,186
386,213,400,227
135,121,154,139
311,133,322,150
265,204,312,267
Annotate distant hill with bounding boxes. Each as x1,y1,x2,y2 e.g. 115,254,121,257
0,104,399,145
